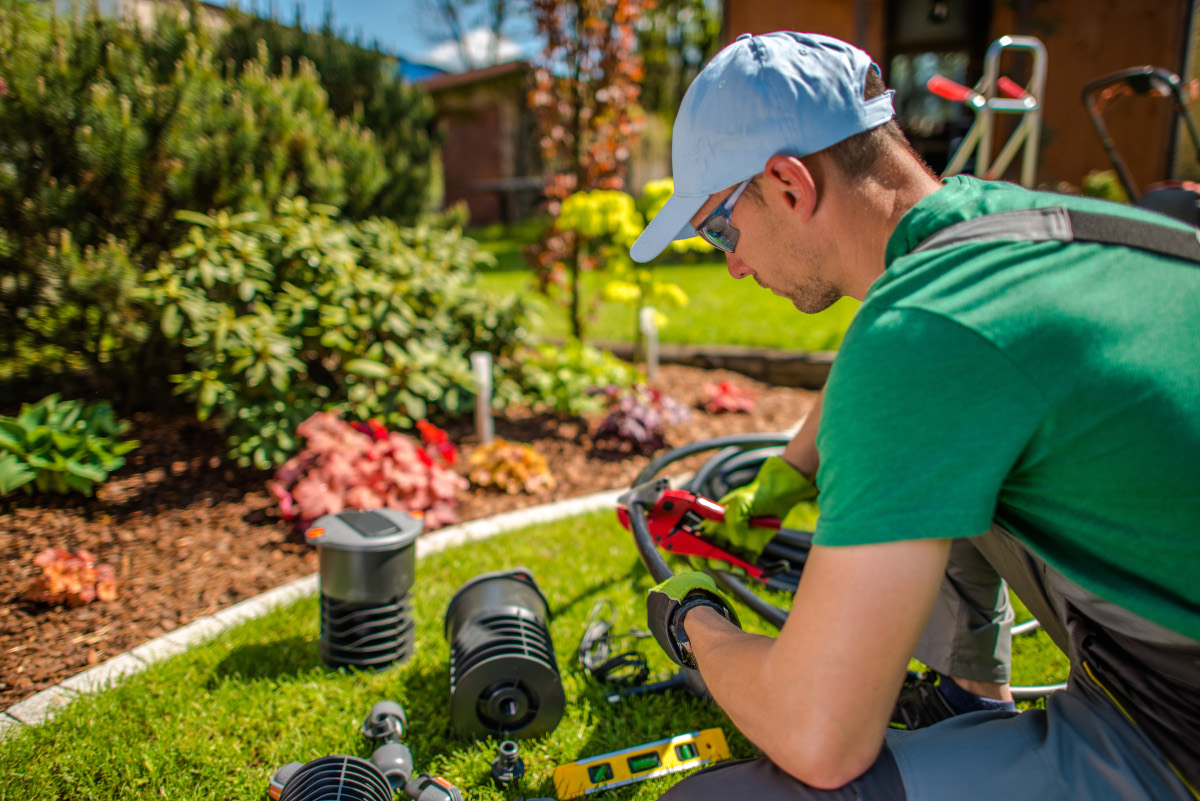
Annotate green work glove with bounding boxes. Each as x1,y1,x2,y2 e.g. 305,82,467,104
699,455,818,562
646,572,740,669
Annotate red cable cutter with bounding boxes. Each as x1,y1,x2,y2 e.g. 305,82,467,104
616,479,788,582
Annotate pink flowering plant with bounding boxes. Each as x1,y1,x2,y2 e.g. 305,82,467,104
270,411,467,530
25,548,118,607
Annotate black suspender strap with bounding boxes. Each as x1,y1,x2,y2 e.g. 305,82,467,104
911,206,1200,264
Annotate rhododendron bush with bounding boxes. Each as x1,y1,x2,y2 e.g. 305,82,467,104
271,412,467,530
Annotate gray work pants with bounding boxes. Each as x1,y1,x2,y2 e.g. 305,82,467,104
660,526,1196,801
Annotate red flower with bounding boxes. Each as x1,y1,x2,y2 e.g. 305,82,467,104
351,418,389,441
416,419,448,445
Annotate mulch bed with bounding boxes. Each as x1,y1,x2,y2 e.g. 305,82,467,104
0,365,815,709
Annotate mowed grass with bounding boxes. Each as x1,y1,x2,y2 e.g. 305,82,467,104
478,264,859,351
0,510,1068,800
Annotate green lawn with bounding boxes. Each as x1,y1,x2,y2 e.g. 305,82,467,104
0,511,1067,800
478,264,859,351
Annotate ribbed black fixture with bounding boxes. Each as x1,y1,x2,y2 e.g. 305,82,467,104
275,755,393,801
444,569,565,739
305,509,423,671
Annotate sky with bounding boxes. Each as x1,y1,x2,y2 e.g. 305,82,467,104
210,0,541,70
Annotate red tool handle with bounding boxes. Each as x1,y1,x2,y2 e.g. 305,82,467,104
997,76,1029,99
616,488,787,582
927,74,975,103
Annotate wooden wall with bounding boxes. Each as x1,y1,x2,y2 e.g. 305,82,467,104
721,0,1195,188
723,0,886,66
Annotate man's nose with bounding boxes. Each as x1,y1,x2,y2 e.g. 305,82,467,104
726,252,751,279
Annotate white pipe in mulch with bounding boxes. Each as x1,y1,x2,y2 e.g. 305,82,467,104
471,351,494,444
640,306,659,382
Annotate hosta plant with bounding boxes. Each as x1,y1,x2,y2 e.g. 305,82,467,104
702,381,759,414
0,395,139,497
467,439,557,495
25,549,118,607
270,412,467,530
592,385,690,455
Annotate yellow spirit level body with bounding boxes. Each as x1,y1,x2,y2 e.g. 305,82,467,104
552,727,730,799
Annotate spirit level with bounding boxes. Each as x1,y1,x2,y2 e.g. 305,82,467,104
552,728,730,799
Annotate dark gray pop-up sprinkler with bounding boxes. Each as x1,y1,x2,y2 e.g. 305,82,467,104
305,508,423,671
269,756,393,801
444,568,565,739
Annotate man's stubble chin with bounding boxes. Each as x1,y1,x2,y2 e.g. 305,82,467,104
789,282,841,313
785,245,841,314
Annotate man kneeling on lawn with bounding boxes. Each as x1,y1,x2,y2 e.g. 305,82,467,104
632,31,1200,801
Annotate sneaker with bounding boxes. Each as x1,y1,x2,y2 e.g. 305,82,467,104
889,671,959,730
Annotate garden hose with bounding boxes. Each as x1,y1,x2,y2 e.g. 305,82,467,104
624,433,1066,700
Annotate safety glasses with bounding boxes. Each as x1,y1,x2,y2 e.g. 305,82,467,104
696,178,752,253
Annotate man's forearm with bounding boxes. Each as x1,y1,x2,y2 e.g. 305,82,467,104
679,539,953,788
682,607,811,766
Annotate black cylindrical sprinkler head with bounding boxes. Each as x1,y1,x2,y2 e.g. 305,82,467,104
491,740,525,789
444,569,565,739
306,509,423,671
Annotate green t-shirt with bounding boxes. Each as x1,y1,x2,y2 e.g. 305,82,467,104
814,176,1200,641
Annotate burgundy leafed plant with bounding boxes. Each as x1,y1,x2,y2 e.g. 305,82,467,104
271,412,467,531
702,381,759,414
592,384,690,455
25,548,117,607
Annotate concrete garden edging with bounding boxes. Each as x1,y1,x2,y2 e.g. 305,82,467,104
0,486,629,741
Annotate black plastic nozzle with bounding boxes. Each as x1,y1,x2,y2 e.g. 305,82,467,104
491,740,525,788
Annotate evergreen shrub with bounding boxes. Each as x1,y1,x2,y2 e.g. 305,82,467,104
0,1,436,390
215,9,437,221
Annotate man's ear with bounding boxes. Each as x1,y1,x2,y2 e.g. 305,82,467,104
763,154,818,220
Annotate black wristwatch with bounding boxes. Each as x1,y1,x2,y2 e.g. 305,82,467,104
670,595,736,669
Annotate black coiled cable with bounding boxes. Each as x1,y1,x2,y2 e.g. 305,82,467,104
623,432,1065,700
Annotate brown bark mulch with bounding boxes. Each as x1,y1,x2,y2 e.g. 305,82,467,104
0,364,815,709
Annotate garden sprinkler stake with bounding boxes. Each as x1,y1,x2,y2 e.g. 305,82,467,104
305,508,422,671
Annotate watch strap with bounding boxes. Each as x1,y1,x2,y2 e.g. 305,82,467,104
671,595,734,669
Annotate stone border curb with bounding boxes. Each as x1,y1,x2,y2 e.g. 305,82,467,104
0,485,627,740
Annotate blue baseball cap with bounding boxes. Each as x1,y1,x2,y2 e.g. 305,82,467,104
630,31,895,263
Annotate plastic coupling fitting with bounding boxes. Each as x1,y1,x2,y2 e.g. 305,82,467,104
371,742,414,792
491,740,525,788
362,700,408,743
